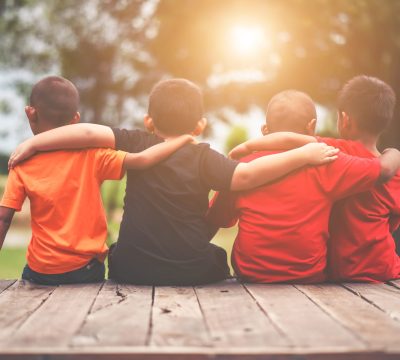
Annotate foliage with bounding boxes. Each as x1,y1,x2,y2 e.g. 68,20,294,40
1,0,400,146
225,125,248,154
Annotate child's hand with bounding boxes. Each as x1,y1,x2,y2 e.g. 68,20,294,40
8,139,36,169
300,143,339,165
229,143,250,159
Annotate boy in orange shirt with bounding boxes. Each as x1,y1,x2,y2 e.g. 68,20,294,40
0,76,193,285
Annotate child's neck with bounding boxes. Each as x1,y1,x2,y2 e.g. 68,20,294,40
348,133,380,156
154,129,187,141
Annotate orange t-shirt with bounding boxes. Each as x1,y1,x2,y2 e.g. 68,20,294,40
0,148,126,274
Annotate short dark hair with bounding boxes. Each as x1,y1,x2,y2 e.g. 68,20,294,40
30,76,79,126
266,90,316,134
148,78,204,135
338,75,396,135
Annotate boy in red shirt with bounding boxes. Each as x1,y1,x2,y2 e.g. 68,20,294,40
230,76,400,282
207,89,400,283
0,76,193,285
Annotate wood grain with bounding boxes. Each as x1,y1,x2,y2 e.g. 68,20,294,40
297,284,400,351
0,280,15,294
0,280,55,343
150,286,210,347
7,283,101,348
245,283,365,350
72,282,153,347
195,280,289,348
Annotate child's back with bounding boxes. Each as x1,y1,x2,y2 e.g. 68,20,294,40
0,76,126,284
109,131,234,285
320,142,400,282
3,148,124,274
209,150,380,283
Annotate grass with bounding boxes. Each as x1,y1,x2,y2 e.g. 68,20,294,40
0,248,27,279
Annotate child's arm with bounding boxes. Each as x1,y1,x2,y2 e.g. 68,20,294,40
230,142,338,191
0,207,15,250
122,135,193,170
229,132,316,159
9,124,115,168
378,148,400,183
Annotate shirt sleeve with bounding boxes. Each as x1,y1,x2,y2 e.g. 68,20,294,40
316,152,381,200
94,148,127,182
206,191,239,228
316,136,359,154
199,145,239,191
0,169,26,211
112,128,162,153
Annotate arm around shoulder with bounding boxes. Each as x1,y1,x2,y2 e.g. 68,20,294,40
123,134,193,170
378,148,400,183
9,124,115,169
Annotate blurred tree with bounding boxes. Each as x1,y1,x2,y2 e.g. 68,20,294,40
225,125,248,154
1,0,400,147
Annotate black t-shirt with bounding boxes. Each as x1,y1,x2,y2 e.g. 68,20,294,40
110,128,238,285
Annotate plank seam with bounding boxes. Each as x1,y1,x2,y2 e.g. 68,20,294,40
294,285,370,347
387,281,400,290
67,281,105,348
7,283,57,339
242,283,293,346
193,286,215,348
343,284,400,324
0,280,16,294
144,285,155,346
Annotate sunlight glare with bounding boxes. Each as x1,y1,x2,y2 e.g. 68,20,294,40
231,25,265,55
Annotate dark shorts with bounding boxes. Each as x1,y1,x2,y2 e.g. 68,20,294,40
21,259,105,285
107,242,230,286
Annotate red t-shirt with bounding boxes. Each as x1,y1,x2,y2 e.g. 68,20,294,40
318,137,400,282
207,150,380,283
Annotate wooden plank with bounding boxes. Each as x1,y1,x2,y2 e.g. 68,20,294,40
0,279,16,294
245,284,365,350
297,284,400,351
345,283,400,322
0,349,396,360
0,280,56,342
195,280,290,348
7,283,102,348
150,286,210,347
72,281,153,347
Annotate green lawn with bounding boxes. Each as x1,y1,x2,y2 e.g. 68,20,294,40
0,248,26,279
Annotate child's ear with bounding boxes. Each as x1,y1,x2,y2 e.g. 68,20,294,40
69,112,80,125
261,124,269,135
144,115,155,133
192,118,207,136
25,106,37,123
341,111,351,129
306,118,317,135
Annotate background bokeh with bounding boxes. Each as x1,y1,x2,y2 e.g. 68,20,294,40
1,0,400,277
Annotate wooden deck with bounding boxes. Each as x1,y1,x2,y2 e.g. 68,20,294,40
0,279,400,359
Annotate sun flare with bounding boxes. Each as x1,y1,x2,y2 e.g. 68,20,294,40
230,25,265,55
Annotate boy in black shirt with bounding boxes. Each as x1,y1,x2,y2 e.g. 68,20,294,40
10,78,338,285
